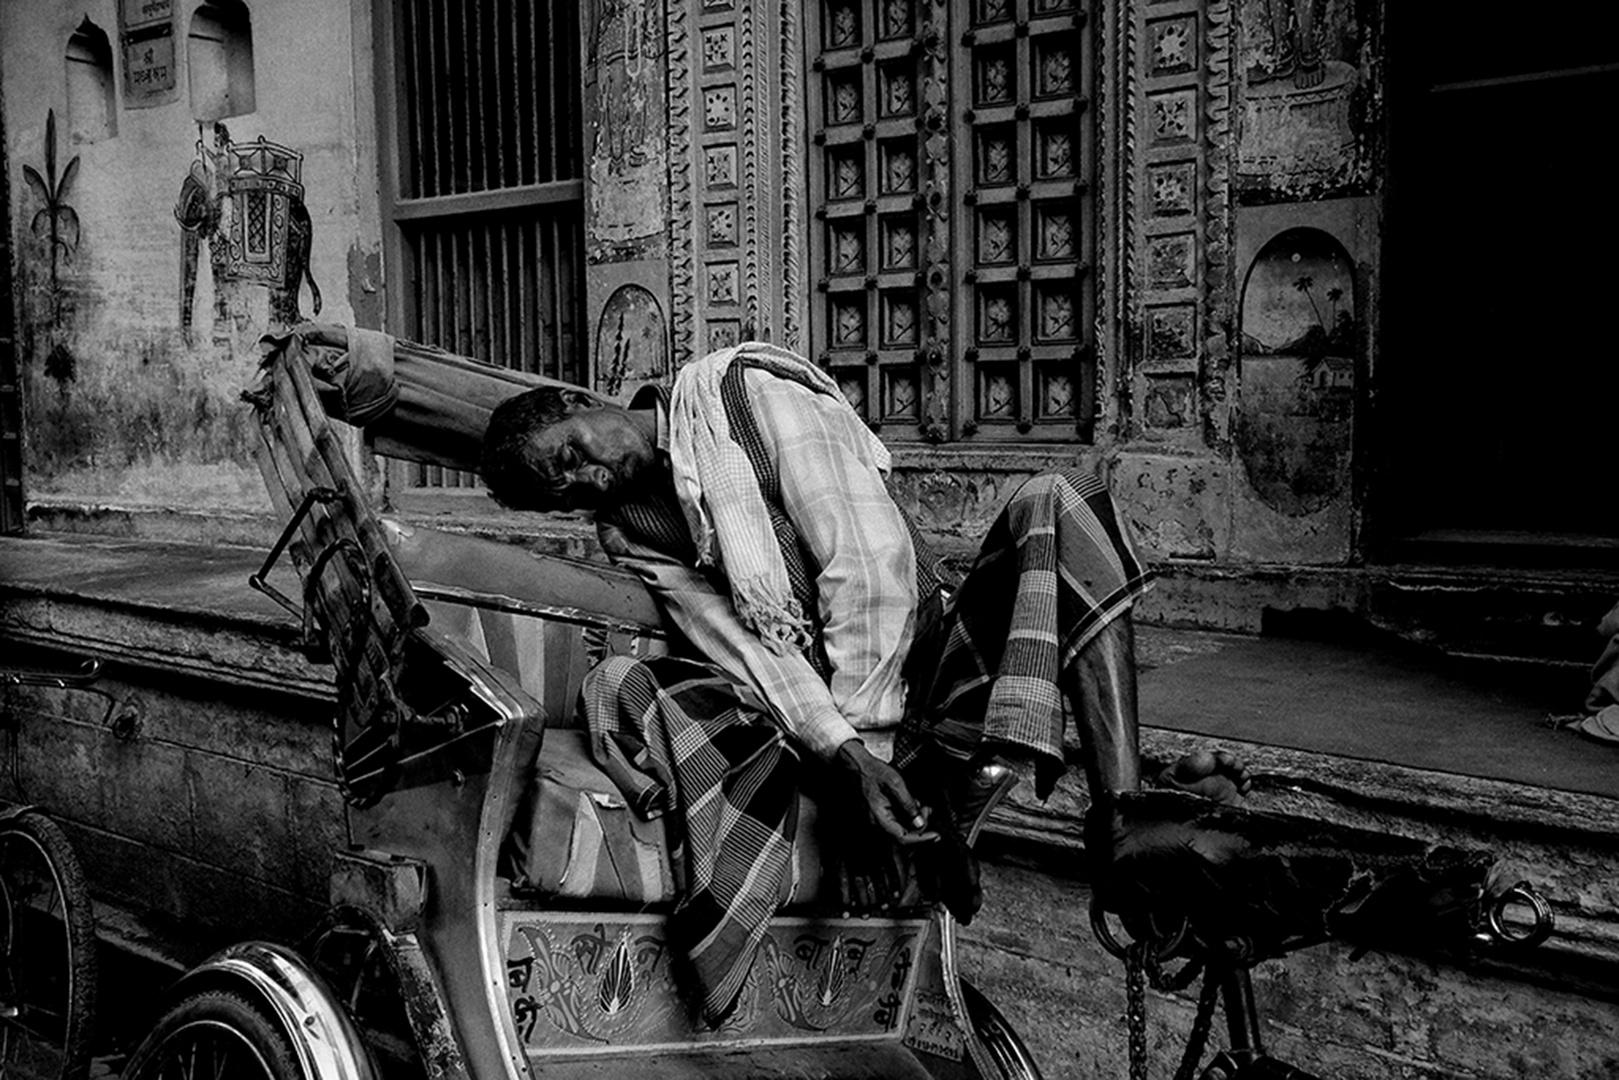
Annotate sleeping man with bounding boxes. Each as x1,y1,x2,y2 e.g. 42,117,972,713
480,341,1248,1021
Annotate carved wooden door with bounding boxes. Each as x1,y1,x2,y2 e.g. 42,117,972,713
807,0,1096,444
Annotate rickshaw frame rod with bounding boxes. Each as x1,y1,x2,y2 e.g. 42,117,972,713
0,657,124,733
0,657,102,687
250,485,345,623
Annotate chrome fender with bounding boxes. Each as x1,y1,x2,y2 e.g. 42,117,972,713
172,940,377,1080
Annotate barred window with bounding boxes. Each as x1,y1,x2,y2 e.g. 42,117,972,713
807,0,1095,441
377,0,585,497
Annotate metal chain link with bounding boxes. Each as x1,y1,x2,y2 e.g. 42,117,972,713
1146,949,1206,994
1126,941,1150,1080
1126,941,1221,1080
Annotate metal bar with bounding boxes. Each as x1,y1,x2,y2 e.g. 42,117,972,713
482,220,498,364
437,0,458,193
496,219,513,367
544,0,559,182
535,216,557,380
417,0,437,196
411,584,670,640
391,180,584,220
491,0,509,189
427,228,444,343
461,0,481,192
1432,61,1619,93
559,0,579,177
551,215,567,383
526,0,541,185
520,216,538,374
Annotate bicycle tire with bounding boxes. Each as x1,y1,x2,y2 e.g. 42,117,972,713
0,809,99,1080
961,977,1044,1080
123,989,302,1080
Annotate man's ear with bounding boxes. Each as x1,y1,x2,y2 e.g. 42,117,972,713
558,388,601,413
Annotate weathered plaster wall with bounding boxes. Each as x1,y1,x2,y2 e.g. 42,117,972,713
2,0,371,514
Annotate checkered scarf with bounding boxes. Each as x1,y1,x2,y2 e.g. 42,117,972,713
669,344,890,656
582,653,801,1026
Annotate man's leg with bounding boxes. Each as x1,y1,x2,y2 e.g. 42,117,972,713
1068,612,1142,799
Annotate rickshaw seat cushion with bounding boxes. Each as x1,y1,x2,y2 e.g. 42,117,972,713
504,730,828,905
505,729,675,900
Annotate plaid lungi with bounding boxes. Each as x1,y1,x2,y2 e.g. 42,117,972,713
896,468,1154,798
581,654,800,1026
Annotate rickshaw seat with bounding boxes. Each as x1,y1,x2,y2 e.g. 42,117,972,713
408,578,840,908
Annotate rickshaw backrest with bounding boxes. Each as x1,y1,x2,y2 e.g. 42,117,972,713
246,335,488,806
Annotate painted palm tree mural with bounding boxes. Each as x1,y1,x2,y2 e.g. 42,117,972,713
1237,227,1357,516
22,109,80,330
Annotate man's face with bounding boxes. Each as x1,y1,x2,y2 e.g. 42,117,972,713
525,404,658,511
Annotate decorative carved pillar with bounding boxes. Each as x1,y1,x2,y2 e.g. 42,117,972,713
1125,0,1233,444
670,0,808,366
582,0,675,399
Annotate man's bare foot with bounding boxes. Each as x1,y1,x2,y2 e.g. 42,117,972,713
1158,749,1251,805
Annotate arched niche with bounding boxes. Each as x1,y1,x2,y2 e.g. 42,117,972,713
189,0,256,122
66,17,117,143
592,285,669,399
1235,226,1358,516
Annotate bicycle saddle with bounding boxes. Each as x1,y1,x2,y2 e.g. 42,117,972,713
1089,789,1549,963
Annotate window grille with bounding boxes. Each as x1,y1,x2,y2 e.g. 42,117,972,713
378,0,585,494
807,0,1095,441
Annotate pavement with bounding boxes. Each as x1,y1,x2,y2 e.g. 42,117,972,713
4,532,1615,801
1137,624,1617,800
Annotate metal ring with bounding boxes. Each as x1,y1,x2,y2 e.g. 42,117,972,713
1090,898,1187,962
1486,882,1554,948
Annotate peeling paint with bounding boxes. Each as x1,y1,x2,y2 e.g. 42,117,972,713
346,243,383,329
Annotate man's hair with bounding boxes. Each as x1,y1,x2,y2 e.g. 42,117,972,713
480,387,572,511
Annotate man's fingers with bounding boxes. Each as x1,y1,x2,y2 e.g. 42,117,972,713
880,771,928,831
870,798,940,845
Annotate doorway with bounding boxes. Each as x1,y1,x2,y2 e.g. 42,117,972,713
1382,2,1619,559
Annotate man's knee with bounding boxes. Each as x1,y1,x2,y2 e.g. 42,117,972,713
582,654,658,711
1002,469,1111,531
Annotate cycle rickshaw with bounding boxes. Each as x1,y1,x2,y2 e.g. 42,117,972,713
2,325,1553,1080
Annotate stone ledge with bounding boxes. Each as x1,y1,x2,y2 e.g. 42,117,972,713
0,533,329,698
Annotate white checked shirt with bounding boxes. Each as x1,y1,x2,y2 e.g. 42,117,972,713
598,355,918,760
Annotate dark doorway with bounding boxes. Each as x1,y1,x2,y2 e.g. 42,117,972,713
1382,2,1619,559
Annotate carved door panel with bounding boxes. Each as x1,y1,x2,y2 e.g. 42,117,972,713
806,0,1096,443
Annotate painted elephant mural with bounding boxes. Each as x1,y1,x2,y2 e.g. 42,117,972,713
175,123,320,345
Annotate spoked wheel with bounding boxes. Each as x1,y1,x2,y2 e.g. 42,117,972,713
122,991,301,1080
0,810,98,1080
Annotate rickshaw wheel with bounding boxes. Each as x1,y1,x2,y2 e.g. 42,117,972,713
961,978,1044,1080
0,810,98,1080
121,991,300,1080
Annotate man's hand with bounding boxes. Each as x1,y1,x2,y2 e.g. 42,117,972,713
835,739,939,845
1157,748,1252,805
